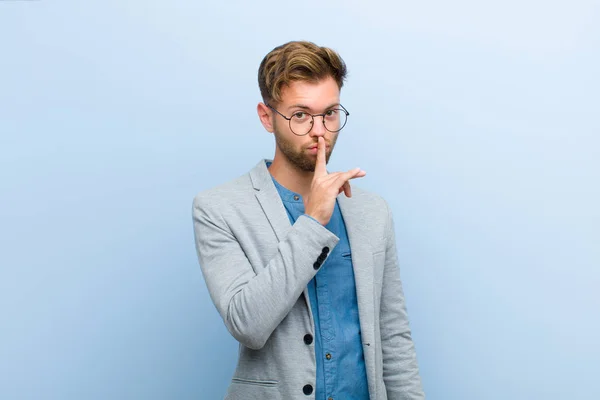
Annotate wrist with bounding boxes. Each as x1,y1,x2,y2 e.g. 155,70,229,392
302,213,323,226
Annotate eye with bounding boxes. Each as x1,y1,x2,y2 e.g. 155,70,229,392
292,111,308,120
325,109,338,118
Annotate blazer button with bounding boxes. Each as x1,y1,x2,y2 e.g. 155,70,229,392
303,384,313,395
303,334,313,345
322,246,330,254
317,254,326,262
313,261,321,270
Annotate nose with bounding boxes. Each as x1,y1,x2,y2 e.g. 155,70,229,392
309,116,327,137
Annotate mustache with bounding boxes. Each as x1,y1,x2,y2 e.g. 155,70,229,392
306,141,331,149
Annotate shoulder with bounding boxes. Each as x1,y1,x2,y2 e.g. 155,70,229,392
344,184,392,215
192,171,253,214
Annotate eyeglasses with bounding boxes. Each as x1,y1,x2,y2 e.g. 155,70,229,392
266,103,349,136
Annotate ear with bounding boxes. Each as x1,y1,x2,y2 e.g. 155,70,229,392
257,102,274,133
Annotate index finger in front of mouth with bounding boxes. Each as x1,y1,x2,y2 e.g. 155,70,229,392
314,137,328,177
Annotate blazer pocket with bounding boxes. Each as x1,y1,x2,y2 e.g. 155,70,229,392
230,377,278,388
226,378,279,400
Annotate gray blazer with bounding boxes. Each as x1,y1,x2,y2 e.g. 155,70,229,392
192,159,425,400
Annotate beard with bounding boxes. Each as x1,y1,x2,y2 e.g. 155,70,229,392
272,121,336,172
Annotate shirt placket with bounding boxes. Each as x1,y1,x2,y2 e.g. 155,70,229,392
316,265,337,399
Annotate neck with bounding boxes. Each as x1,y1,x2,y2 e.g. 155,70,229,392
267,154,315,198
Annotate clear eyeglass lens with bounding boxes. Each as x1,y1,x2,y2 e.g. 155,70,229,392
290,113,314,135
323,109,346,132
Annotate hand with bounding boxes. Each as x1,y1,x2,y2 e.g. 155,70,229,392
304,136,366,226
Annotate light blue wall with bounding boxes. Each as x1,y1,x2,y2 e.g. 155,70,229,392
1,1,598,399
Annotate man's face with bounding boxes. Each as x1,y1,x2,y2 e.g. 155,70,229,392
271,76,341,172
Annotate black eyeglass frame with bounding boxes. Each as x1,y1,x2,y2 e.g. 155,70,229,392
266,103,350,136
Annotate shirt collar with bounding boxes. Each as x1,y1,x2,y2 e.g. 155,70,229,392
266,160,303,203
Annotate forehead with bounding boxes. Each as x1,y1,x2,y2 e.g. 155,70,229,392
279,76,340,110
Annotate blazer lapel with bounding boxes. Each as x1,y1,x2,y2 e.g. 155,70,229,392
249,159,292,242
249,159,316,328
338,193,377,398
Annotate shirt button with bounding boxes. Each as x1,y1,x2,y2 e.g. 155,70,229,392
303,384,313,395
325,353,332,360
293,195,300,200
303,334,313,345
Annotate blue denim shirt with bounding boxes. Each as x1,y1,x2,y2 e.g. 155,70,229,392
268,161,369,400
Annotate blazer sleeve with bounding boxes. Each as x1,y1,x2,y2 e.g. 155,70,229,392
192,195,340,350
380,200,426,399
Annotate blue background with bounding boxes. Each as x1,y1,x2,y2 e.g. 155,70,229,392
1,1,598,399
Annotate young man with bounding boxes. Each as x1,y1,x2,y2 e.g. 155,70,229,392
192,41,425,400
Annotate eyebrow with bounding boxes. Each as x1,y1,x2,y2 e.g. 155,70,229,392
287,103,340,112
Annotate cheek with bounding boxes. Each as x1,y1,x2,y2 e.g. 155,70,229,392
274,119,292,138
329,133,339,147
274,127,300,149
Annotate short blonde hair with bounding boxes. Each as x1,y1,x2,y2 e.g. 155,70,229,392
258,41,347,105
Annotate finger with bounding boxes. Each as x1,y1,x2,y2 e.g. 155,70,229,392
323,169,364,187
321,168,360,184
343,180,352,197
319,169,365,193
321,171,345,183
331,169,365,189
314,137,328,177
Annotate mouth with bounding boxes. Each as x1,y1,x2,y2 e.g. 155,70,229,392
307,144,330,151
307,146,329,155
